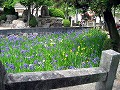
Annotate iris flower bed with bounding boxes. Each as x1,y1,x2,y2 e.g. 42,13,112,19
0,29,107,73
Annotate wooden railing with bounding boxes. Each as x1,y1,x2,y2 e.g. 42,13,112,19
0,49,120,90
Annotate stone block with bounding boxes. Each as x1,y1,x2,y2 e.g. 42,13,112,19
11,20,27,29
41,5,49,17
6,15,17,22
0,61,6,90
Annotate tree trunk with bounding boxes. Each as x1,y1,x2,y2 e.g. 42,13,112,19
98,15,102,25
76,9,78,23
27,5,31,26
65,2,69,19
32,7,35,15
66,3,69,19
103,9,120,52
35,7,39,18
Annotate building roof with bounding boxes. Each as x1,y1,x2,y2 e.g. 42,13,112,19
14,3,26,9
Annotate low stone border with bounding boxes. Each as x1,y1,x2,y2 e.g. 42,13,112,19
0,27,92,36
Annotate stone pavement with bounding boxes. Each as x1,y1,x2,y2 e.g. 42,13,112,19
0,26,11,30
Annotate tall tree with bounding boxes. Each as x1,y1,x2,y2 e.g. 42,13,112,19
74,0,89,22
53,0,75,19
75,0,120,52
90,0,104,25
33,0,44,17
34,0,53,17
19,0,34,25
103,0,120,52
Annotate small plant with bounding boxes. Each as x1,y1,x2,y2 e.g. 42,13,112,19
102,38,112,50
49,8,65,18
29,16,38,27
63,19,70,27
49,8,55,16
0,14,7,21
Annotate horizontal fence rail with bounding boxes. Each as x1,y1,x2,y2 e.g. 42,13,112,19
0,49,120,90
5,68,107,90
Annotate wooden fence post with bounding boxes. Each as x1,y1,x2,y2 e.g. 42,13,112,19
0,61,6,90
96,49,120,90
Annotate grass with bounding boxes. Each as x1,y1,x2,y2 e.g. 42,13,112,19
0,28,107,73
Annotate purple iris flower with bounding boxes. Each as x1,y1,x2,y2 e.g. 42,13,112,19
23,63,29,68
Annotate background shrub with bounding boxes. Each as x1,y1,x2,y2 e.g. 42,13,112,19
102,38,112,50
29,16,38,27
49,8,54,16
63,19,70,27
3,6,15,15
0,14,7,21
49,8,65,18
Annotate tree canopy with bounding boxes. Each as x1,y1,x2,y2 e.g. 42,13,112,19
75,0,120,52
3,0,19,8
0,0,5,7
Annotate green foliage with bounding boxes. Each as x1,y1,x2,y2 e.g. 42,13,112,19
34,0,44,7
20,0,33,7
49,8,65,18
0,14,7,21
102,38,112,50
3,6,15,15
29,16,38,27
34,0,53,7
63,19,70,27
90,0,120,13
0,0,5,6
3,0,19,8
52,0,75,19
1,29,107,73
49,8,54,16
43,0,53,6
90,0,107,15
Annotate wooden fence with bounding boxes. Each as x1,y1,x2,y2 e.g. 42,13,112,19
0,49,120,90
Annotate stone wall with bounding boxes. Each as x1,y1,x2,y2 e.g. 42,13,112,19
37,17,63,27
0,27,92,36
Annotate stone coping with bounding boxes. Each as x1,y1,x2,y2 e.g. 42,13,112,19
6,67,106,84
0,27,92,36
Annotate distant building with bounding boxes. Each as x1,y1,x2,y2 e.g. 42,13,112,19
14,3,26,16
14,3,41,16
